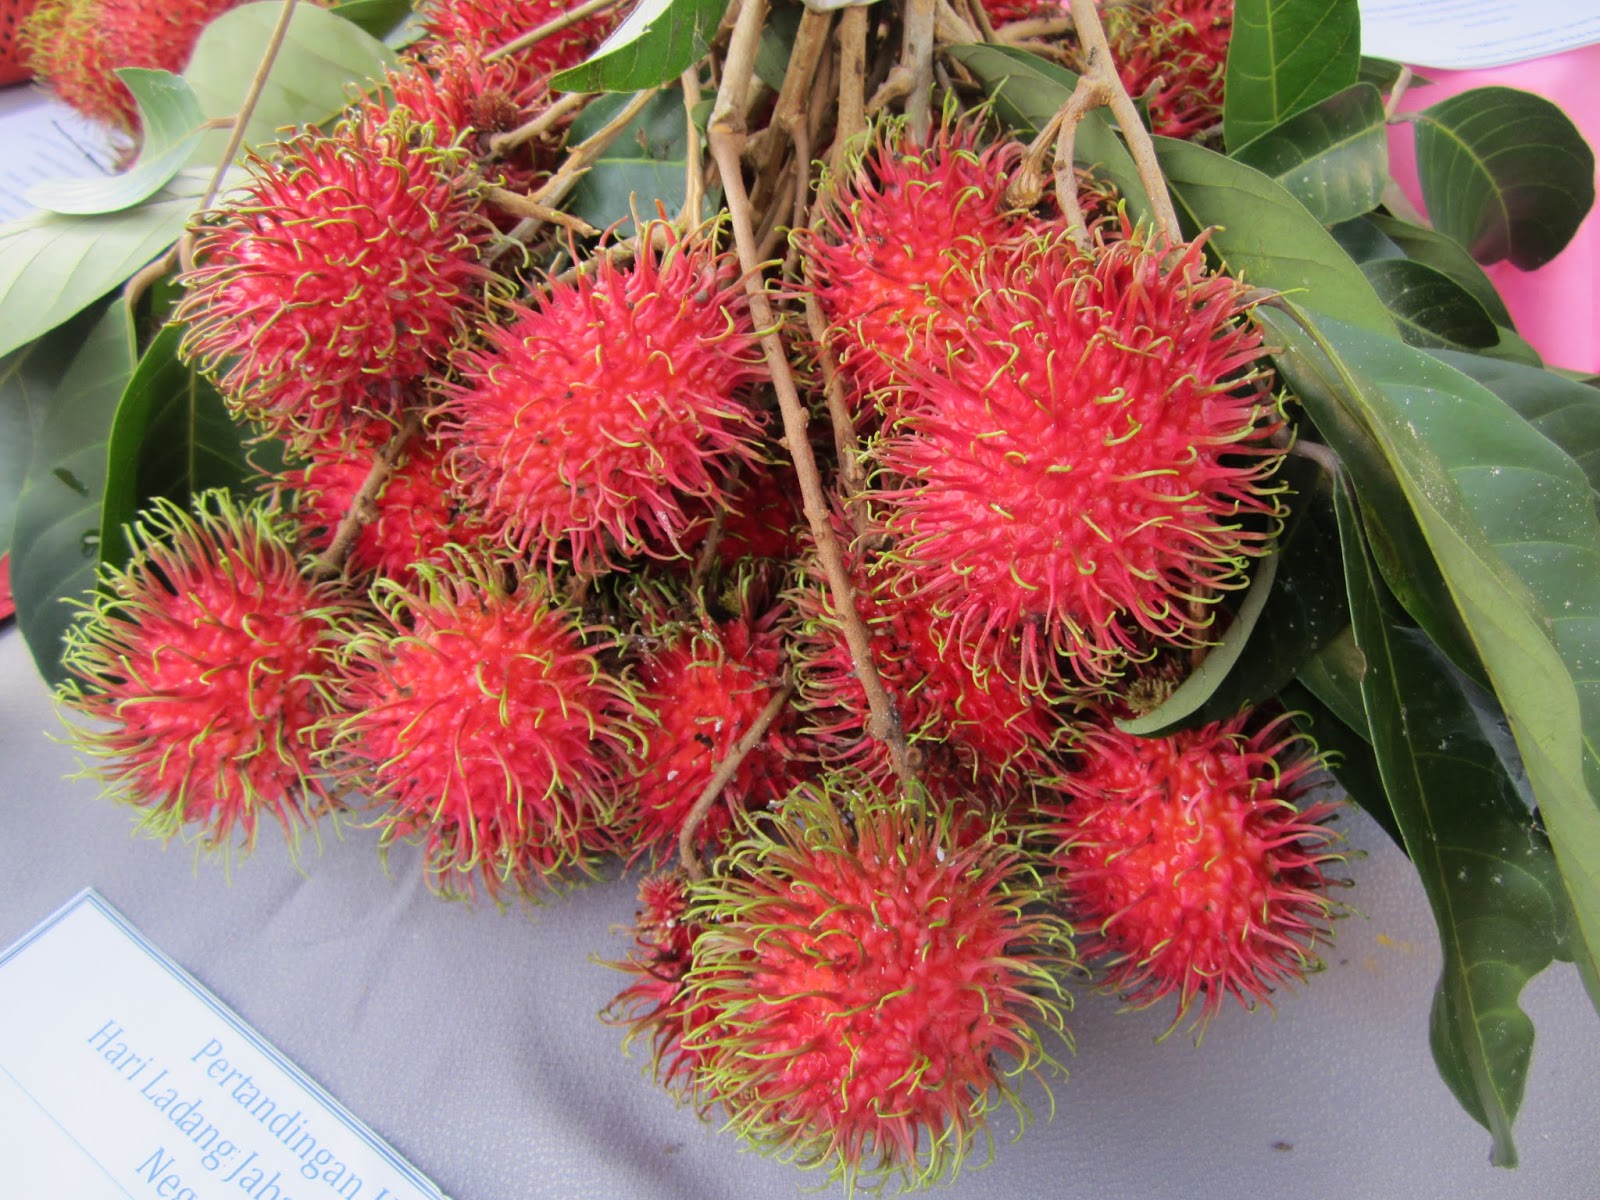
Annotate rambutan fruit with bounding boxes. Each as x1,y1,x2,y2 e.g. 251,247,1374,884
413,0,620,85
58,490,354,852
797,115,1043,422
1041,710,1342,1034
877,225,1283,692
21,0,241,134
2,0,43,87
790,524,1065,803
292,415,495,584
670,457,806,573
179,110,491,447
667,778,1075,1190
1099,0,1233,141
616,579,804,861
444,225,770,575
324,548,641,899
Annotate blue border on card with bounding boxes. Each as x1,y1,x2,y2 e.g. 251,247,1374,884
0,888,449,1200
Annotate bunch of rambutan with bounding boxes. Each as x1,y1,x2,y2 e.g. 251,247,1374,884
51,0,1353,1187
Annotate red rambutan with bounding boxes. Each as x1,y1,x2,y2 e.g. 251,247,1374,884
413,0,621,85
670,778,1075,1191
58,491,353,851
798,116,1043,420
877,225,1283,691
444,225,770,575
617,581,803,861
292,415,495,584
324,548,641,899
1100,0,1234,141
22,0,241,134
1041,710,1342,1034
179,111,490,446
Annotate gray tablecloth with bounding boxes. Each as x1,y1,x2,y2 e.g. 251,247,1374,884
3,626,1596,1199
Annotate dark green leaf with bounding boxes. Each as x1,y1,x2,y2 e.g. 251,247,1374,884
184,1,396,156
1223,0,1361,150
1412,85,1596,269
10,303,137,685
1357,56,1428,93
1118,458,1348,735
946,43,1155,221
1360,258,1498,351
1297,624,1369,740
0,171,207,360
330,0,415,41
1281,679,1402,848
564,87,699,233
1428,350,1600,501
1334,472,1567,1166
1479,326,1544,369
1327,215,1405,264
1228,83,1387,226
1364,212,1514,326
1261,302,1600,1024
28,70,207,217
551,0,728,94
755,0,805,92
1155,137,1397,336
100,323,256,572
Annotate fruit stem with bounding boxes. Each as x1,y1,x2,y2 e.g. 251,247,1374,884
681,66,707,224
833,6,869,171
488,91,589,157
677,683,794,881
1068,0,1182,242
197,0,302,218
902,0,937,142
709,0,914,784
486,0,626,63
484,185,601,237
309,410,422,578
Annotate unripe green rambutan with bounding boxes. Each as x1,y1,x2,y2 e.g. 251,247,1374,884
58,490,355,852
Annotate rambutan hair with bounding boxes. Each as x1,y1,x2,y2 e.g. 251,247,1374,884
58,490,354,852
444,224,771,575
671,777,1076,1191
1041,709,1343,1035
179,110,491,446
324,547,641,899
877,223,1284,692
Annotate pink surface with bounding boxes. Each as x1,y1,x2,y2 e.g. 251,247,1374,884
1387,44,1600,372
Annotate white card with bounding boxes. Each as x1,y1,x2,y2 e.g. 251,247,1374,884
1359,0,1600,69
0,890,446,1200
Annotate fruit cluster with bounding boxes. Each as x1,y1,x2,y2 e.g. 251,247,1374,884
50,0,1347,1189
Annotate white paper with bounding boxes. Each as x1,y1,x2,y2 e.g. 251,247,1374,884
0,87,117,225
0,891,446,1200
1359,0,1600,69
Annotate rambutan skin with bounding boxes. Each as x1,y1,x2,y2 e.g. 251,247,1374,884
58,491,355,851
878,226,1283,691
414,0,620,84
444,227,770,574
323,549,642,899
1040,710,1343,1033
798,116,1044,418
179,112,491,446
674,778,1076,1191
1101,0,1233,141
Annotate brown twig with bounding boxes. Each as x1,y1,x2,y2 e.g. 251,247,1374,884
902,0,937,141
997,16,1075,43
1050,73,1110,251
800,284,868,505
677,683,795,881
488,91,589,157
832,6,869,172
487,0,625,62
938,0,984,44
310,410,423,578
485,185,601,236
709,0,912,784
680,66,706,223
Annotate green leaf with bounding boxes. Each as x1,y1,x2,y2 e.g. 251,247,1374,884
330,0,415,42
551,0,728,94
1297,624,1369,739
0,170,208,361
1364,213,1514,327
1360,258,1498,351
564,87,697,233
946,43,1155,221
1327,215,1405,264
184,1,396,156
1281,678,1403,848
1333,471,1567,1166
27,70,208,217
755,0,804,92
1479,326,1544,369
100,322,256,572
1228,83,1387,226
1223,0,1361,150
1412,86,1596,270
1117,459,1348,736
1428,351,1600,501
1260,302,1600,1028
1154,137,1397,336
10,302,137,686
1357,56,1426,93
